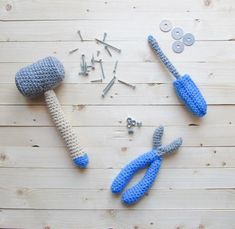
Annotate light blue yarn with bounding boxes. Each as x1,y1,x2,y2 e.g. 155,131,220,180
15,56,65,98
173,75,207,117
111,126,182,205
73,153,89,168
148,35,207,117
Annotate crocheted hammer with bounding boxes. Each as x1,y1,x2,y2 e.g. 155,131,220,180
111,126,182,205
148,35,207,117
15,56,89,168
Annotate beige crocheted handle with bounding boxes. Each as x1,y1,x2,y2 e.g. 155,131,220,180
44,90,88,168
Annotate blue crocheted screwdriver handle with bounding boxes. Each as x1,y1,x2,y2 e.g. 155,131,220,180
122,156,162,205
111,150,157,194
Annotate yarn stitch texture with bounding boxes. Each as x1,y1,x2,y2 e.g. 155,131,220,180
111,126,182,205
148,35,207,117
15,56,65,98
15,56,88,168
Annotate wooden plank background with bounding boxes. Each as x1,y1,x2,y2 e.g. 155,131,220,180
0,0,235,228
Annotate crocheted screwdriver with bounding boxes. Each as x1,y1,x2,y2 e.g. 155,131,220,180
111,126,182,205
148,35,207,117
15,56,89,168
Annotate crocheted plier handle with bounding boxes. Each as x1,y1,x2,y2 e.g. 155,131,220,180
111,126,182,205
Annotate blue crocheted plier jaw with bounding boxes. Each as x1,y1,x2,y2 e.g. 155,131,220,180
111,126,182,205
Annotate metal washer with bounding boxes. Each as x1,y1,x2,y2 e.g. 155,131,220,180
171,27,184,40
183,33,195,46
172,41,184,53
159,20,172,32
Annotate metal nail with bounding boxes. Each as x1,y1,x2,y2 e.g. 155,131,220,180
105,46,112,57
95,38,121,53
102,76,116,97
91,78,103,83
99,59,105,79
118,79,136,90
113,60,118,74
77,30,84,41
69,48,78,54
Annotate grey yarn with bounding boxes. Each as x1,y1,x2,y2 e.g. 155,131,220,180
152,126,182,156
148,35,181,79
152,125,164,149
15,56,65,98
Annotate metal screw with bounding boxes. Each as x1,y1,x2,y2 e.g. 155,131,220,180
77,30,84,41
69,48,78,55
113,60,118,74
118,79,136,90
128,129,134,135
105,46,112,57
102,76,116,97
95,38,121,53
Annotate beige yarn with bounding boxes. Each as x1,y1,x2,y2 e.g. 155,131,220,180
44,90,85,159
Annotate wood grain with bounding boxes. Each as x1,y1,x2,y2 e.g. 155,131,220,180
0,0,234,228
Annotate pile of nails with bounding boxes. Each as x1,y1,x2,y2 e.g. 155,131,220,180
126,117,142,135
69,30,137,98
159,20,195,54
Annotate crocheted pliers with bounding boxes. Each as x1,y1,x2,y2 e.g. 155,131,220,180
111,126,182,205
148,35,207,117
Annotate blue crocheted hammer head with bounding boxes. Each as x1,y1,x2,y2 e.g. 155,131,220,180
15,56,65,98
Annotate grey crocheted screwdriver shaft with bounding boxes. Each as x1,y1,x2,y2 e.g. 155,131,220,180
148,35,181,79
15,56,89,168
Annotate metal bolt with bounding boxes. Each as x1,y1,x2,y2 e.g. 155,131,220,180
102,76,116,97
77,30,84,41
118,79,136,90
79,54,88,76
95,38,121,53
